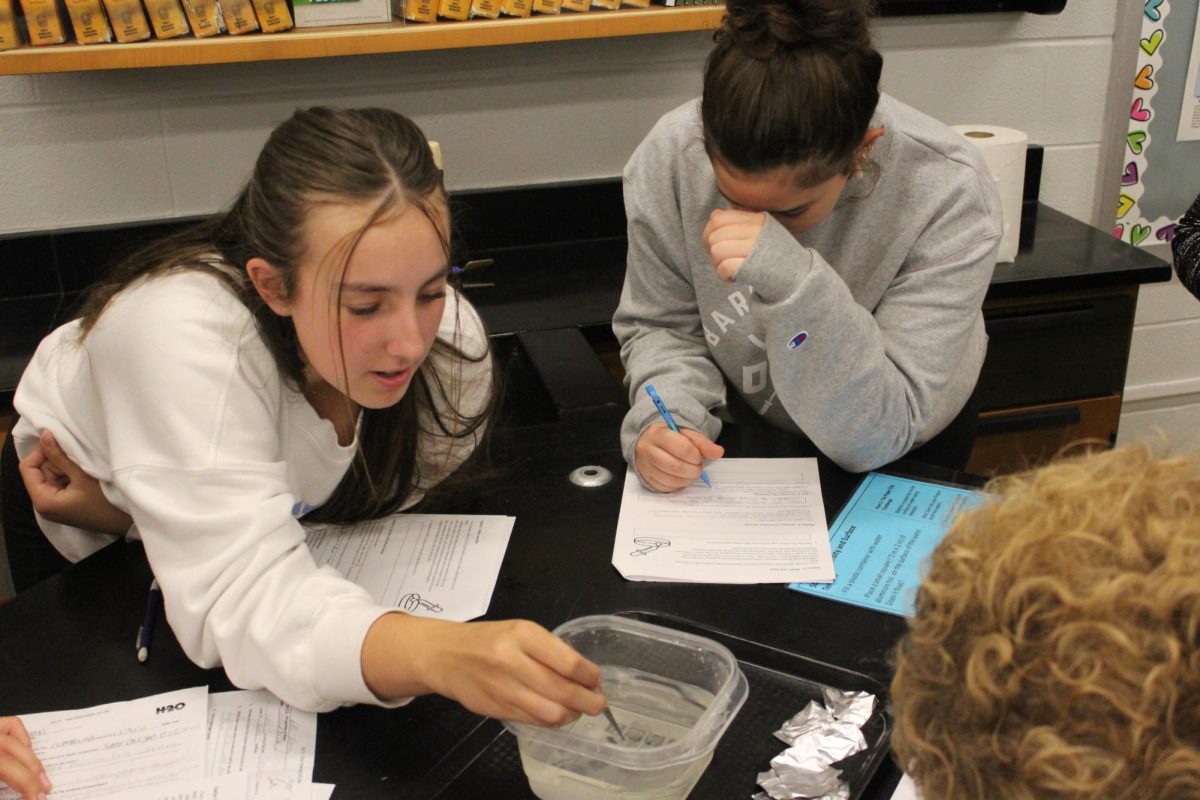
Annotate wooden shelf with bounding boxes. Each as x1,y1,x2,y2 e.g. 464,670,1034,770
0,4,723,74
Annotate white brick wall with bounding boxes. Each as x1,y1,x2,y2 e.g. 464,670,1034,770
1119,244,1200,453
6,0,1196,451
0,1,1119,233
0,33,711,232
875,2,1116,225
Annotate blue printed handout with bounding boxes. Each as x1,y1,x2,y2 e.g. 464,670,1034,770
789,472,985,617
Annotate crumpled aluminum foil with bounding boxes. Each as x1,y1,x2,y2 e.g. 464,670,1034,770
821,689,875,728
751,688,877,799
753,783,850,800
774,700,835,745
756,752,841,798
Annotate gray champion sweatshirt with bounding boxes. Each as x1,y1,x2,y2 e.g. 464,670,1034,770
614,95,1002,475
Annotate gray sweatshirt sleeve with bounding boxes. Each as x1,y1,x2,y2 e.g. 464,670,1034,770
737,205,999,472
614,173,726,472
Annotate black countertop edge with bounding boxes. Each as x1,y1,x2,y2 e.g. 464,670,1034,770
986,203,1172,299
461,200,1173,337
0,184,1173,396
0,178,1168,305
875,0,1065,14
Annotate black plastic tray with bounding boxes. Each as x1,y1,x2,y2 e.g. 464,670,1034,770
421,611,891,799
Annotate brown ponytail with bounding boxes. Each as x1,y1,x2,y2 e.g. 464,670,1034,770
75,107,496,522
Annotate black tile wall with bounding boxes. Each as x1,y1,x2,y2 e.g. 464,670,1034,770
1,179,626,303
0,180,628,399
450,179,626,254
0,296,69,397
0,154,1044,400
53,219,203,294
878,0,1065,13
0,234,59,299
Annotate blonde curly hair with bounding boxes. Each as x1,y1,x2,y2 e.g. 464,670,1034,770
890,444,1200,799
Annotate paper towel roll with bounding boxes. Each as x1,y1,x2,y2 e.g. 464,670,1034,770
952,124,1028,263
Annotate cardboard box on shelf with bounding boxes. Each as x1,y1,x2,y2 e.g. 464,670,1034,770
63,0,112,43
500,0,531,16
0,0,21,49
398,0,435,21
144,0,190,38
437,0,468,19
294,0,390,28
249,0,292,31
100,0,151,41
220,0,259,33
180,0,223,36
17,0,67,45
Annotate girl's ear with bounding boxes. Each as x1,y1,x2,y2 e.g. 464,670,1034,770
860,127,886,153
247,258,292,316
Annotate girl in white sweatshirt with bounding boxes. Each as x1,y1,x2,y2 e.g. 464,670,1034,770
1,109,606,763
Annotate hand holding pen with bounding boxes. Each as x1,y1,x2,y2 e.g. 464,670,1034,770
136,579,161,664
634,384,722,493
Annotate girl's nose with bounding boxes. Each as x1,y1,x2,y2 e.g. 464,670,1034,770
384,310,423,359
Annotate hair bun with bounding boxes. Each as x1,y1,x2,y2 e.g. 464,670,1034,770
720,0,873,58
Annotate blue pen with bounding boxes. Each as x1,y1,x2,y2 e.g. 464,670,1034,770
136,578,162,664
645,384,713,488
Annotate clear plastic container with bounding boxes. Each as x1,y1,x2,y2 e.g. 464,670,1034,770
504,614,749,800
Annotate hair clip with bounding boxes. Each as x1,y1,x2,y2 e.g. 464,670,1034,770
450,258,494,276
450,258,496,290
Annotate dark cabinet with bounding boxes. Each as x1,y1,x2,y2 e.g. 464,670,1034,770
966,282,1145,475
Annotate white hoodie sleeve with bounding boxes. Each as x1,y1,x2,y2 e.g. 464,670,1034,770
83,275,401,712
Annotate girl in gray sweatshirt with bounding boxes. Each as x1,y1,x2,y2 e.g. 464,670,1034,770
614,0,1002,489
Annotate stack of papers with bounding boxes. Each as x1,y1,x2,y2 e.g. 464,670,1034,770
611,458,835,584
892,774,922,799
307,513,516,621
1,513,518,800
1,687,327,800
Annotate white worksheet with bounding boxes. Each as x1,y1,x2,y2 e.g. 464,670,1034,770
306,513,515,620
890,774,921,799
242,776,333,800
205,690,316,782
0,686,208,800
121,773,335,800
612,458,834,584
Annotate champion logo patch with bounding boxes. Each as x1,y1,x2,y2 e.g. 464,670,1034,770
786,331,809,350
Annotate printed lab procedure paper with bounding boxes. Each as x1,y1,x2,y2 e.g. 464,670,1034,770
890,773,921,800
0,686,208,800
122,773,335,800
612,458,834,583
789,472,985,616
4,687,334,800
206,690,316,782
306,514,515,621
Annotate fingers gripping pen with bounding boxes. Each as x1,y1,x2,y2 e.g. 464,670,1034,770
644,384,713,488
